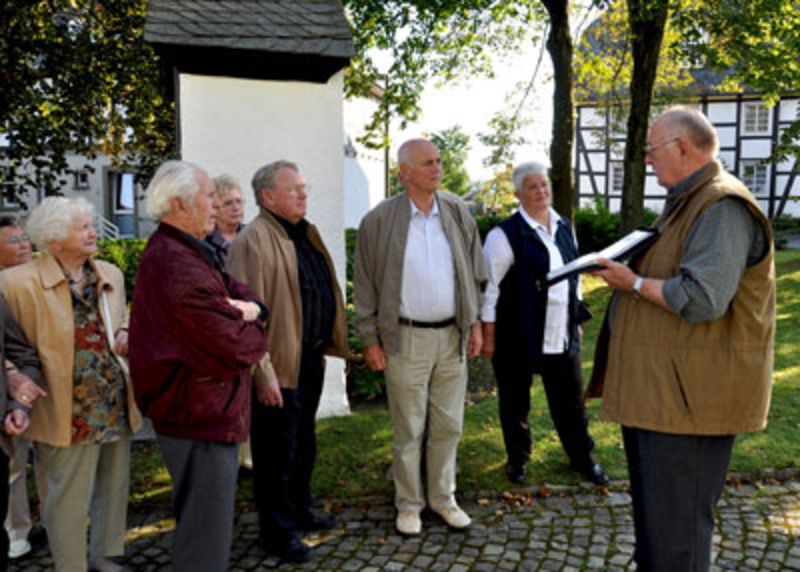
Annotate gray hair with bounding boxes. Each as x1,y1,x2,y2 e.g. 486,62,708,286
251,160,298,207
26,197,95,254
146,160,206,221
657,106,719,155
512,161,549,193
212,174,242,198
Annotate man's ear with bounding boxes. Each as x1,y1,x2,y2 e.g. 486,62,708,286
169,195,189,215
398,164,409,186
260,189,273,208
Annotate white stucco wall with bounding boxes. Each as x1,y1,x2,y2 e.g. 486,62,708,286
343,96,386,229
178,72,350,418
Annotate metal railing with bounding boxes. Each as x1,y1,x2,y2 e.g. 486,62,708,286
96,215,121,240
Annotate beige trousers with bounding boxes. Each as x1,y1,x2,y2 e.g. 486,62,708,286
385,324,466,514
36,434,130,572
5,437,32,544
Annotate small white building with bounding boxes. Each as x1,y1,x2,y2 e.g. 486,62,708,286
144,0,358,417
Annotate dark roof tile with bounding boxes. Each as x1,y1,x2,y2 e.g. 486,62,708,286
145,0,354,59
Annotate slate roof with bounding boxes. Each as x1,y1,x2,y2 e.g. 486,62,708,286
145,0,354,60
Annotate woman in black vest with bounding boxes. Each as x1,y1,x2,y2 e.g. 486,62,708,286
480,161,608,486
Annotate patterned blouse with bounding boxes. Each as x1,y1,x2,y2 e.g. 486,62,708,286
70,264,129,444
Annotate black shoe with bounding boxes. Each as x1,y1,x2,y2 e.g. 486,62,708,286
298,511,336,532
263,534,312,563
505,463,527,484
581,463,610,487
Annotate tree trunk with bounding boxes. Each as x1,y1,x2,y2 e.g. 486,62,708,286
621,0,669,233
542,0,574,219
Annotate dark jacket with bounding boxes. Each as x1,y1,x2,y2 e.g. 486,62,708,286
129,223,267,443
494,212,585,371
0,293,42,456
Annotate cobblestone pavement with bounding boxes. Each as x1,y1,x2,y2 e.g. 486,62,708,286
9,478,800,571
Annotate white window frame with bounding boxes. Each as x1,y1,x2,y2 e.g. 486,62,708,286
740,160,769,196
742,101,770,135
609,160,624,194
109,171,135,215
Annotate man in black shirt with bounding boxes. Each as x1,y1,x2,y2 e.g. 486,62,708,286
227,161,348,563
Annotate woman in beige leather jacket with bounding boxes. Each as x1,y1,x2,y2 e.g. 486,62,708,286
0,197,141,572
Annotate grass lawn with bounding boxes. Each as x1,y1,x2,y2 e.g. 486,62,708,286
130,249,800,508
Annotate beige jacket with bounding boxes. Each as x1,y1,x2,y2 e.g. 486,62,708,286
591,165,775,435
353,190,487,356
0,254,142,447
226,208,348,389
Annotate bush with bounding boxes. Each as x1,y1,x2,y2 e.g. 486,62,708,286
345,228,386,401
474,212,503,241
96,238,147,301
772,214,800,250
574,199,657,254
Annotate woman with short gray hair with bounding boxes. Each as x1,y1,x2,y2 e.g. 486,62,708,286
0,196,142,572
481,162,608,487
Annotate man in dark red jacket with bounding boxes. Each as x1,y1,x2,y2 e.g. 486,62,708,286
129,160,267,572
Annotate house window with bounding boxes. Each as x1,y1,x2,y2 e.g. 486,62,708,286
609,161,624,194
0,167,19,211
740,160,768,196
74,169,90,190
743,102,769,134
108,171,136,237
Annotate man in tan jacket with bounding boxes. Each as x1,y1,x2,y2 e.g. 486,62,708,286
227,160,347,564
591,106,775,571
354,139,486,536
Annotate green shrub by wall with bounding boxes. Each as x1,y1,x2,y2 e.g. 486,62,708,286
95,238,147,302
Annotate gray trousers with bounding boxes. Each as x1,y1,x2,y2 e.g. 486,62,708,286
157,435,239,572
623,426,735,572
36,435,130,572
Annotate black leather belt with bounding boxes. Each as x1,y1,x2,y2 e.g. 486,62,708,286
398,317,456,329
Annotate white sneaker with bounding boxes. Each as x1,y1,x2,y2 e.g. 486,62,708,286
395,511,422,535
8,539,31,559
435,505,471,529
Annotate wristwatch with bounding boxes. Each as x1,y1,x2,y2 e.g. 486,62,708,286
632,275,644,299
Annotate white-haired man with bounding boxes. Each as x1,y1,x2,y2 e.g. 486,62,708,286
354,138,486,536
129,160,268,572
590,106,775,570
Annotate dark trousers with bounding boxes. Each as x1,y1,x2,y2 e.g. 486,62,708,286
493,352,595,470
0,448,8,572
157,435,240,572
623,426,735,572
251,346,325,544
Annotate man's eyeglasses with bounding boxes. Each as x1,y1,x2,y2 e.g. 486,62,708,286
285,185,310,195
644,137,680,156
5,235,30,245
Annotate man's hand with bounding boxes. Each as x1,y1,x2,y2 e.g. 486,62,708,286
113,329,129,356
4,409,29,436
591,258,637,292
468,322,483,359
481,322,496,359
363,343,387,371
226,298,261,322
255,379,283,408
8,372,47,406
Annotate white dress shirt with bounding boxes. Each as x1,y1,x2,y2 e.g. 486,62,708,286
481,206,579,354
399,198,457,322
